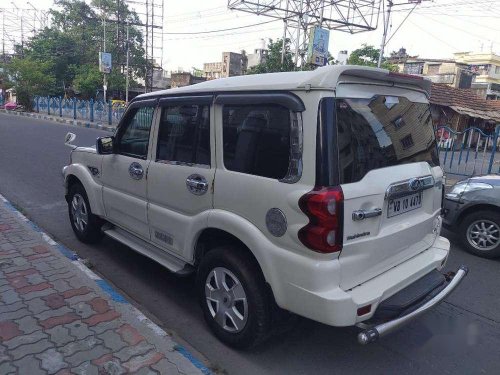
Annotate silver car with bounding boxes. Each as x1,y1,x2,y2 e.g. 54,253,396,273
443,174,500,258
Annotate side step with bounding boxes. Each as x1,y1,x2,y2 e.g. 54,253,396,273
103,227,194,276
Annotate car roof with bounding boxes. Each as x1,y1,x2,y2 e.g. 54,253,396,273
134,65,431,101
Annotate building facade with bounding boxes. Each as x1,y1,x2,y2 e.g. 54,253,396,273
454,52,500,100
203,52,248,80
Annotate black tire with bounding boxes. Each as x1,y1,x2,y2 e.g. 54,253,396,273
196,247,272,349
459,210,500,259
68,183,104,244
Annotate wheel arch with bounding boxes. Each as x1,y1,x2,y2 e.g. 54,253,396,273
457,203,500,226
194,223,275,306
64,164,105,217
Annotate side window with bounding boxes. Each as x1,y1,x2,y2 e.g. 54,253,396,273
156,104,210,166
222,104,290,180
117,106,155,158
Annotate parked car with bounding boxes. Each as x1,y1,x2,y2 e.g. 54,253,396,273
62,65,467,348
443,175,500,258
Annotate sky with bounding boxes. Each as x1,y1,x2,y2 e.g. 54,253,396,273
5,0,500,72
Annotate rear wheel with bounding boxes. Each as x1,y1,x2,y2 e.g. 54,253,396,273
68,183,103,244
196,247,272,349
460,210,500,258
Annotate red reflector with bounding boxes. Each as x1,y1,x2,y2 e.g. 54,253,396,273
357,305,372,316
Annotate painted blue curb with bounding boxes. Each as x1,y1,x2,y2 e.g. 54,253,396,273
175,345,213,375
56,244,79,261
95,279,129,303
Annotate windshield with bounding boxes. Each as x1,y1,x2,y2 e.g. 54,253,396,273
336,96,439,184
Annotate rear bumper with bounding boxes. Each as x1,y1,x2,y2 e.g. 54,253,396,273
357,265,468,344
278,236,452,327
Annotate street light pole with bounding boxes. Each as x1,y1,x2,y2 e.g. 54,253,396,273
103,14,107,102
125,22,129,104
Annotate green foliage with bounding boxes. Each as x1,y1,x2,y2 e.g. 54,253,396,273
8,0,149,104
247,38,296,74
347,44,398,72
72,64,102,99
7,58,57,109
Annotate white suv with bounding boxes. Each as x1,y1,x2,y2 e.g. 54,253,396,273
63,65,467,348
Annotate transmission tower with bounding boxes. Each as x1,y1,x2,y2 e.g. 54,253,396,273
0,6,49,60
228,0,382,67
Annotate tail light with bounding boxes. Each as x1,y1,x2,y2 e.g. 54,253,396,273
298,186,344,253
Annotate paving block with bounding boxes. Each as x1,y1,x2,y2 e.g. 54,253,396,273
122,351,164,373
0,289,21,304
11,338,52,361
65,345,110,368
59,336,101,357
45,326,75,347
114,341,156,362
71,361,99,375
15,315,41,335
13,355,46,375
37,348,68,374
98,329,128,352
64,321,93,340
0,300,26,314
26,297,51,314
4,330,48,350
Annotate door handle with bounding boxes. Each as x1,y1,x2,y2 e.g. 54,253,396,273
186,174,208,195
352,208,382,221
129,162,144,180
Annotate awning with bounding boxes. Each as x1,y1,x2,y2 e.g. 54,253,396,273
450,105,500,122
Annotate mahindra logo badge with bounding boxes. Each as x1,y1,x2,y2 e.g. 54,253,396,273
409,178,422,191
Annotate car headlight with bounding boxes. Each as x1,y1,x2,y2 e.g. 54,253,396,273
445,182,493,200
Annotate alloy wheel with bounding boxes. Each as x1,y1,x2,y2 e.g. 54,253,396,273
71,193,88,233
205,267,248,333
466,219,500,251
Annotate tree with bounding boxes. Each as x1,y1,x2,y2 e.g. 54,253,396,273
247,38,296,74
347,44,398,71
8,0,149,103
7,57,57,109
72,64,102,99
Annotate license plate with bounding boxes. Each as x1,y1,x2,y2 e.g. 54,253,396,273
388,192,422,218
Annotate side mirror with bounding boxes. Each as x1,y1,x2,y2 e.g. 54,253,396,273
96,136,115,154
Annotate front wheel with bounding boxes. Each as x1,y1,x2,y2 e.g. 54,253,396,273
196,247,272,349
68,183,103,244
460,210,500,258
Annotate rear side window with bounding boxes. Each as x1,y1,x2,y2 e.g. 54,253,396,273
157,104,210,166
222,104,290,180
335,96,439,184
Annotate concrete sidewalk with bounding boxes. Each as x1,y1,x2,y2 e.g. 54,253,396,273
0,196,210,374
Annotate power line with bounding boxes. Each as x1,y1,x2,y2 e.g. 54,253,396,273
161,19,280,35
418,14,500,43
407,19,461,51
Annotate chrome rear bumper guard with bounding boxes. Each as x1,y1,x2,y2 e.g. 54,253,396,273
357,265,468,345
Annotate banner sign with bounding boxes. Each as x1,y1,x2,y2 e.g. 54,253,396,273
99,52,112,74
307,26,330,66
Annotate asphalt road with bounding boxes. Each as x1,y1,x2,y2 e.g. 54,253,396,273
1,112,500,375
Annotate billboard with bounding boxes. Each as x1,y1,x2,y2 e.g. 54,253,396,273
307,26,330,66
99,52,112,74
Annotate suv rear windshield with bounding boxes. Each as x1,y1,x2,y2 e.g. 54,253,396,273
333,96,439,184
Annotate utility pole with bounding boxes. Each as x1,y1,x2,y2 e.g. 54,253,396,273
103,14,107,102
377,0,392,68
126,22,130,104
377,0,423,68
